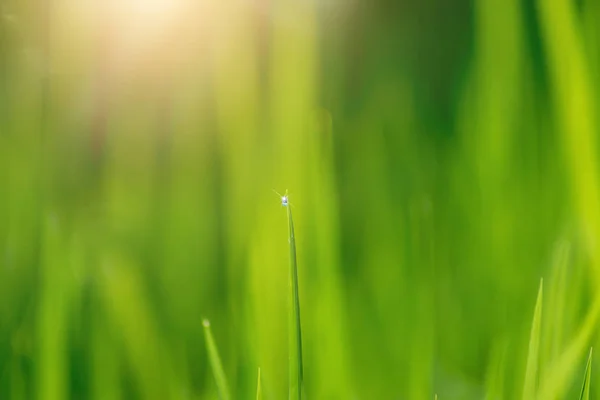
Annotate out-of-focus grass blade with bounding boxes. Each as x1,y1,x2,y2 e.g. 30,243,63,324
38,215,69,400
91,313,120,400
537,0,600,282
256,367,262,400
522,278,543,400
578,348,592,400
484,340,507,400
536,295,600,400
286,201,304,400
203,319,231,400
100,256,166,399
543,240,570,368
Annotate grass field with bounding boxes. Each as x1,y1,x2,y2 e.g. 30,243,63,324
1,0,600,399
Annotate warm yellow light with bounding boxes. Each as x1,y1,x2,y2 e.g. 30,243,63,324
98,0,202,90
122,0,179,17
52,0,225,96
116,0,182,34
111,0,184,54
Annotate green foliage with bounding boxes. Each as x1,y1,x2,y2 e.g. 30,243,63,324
256,368,262,400
2,0,600,399
484,340,507,400
286,203,304,400
203,320,231,400
523,279,543,400
579,348,592,400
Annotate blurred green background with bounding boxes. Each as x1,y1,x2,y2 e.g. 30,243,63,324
2,0,600,398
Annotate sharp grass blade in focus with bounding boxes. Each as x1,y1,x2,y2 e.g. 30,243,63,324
522,278,543,400
282,192,304,400
203,319,231,400
256,367,262,400
579,348,592,400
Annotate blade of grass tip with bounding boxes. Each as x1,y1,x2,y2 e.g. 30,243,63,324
522,278,543,400
203,319,231,400
256,367,262,400
579,348,592,400
286,200,304,400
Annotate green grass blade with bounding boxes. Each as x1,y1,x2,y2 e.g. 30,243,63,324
256,367,262,400
522,278,543,400
543,240,570,366
536,294,600,400
579,348,592,400
203,319,231,400
287,202,304,400
484,340,507,400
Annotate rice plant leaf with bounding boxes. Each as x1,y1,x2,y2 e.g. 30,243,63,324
256,367,262,400
578,348,592,400
286,199,304,400
522,278,543,400
203,319,231,400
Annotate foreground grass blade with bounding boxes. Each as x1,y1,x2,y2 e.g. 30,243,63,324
203,319,231,400
536,294,600,400
256,367,262,400
522,278,543,400
579,348,592,400
286,200,304,400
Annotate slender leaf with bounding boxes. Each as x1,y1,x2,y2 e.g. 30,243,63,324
203,319,231,400
536,295,600,399
523,278,543,400
286,196,304,400
484,339,508,400
256,367,262,400
579,348,592,400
